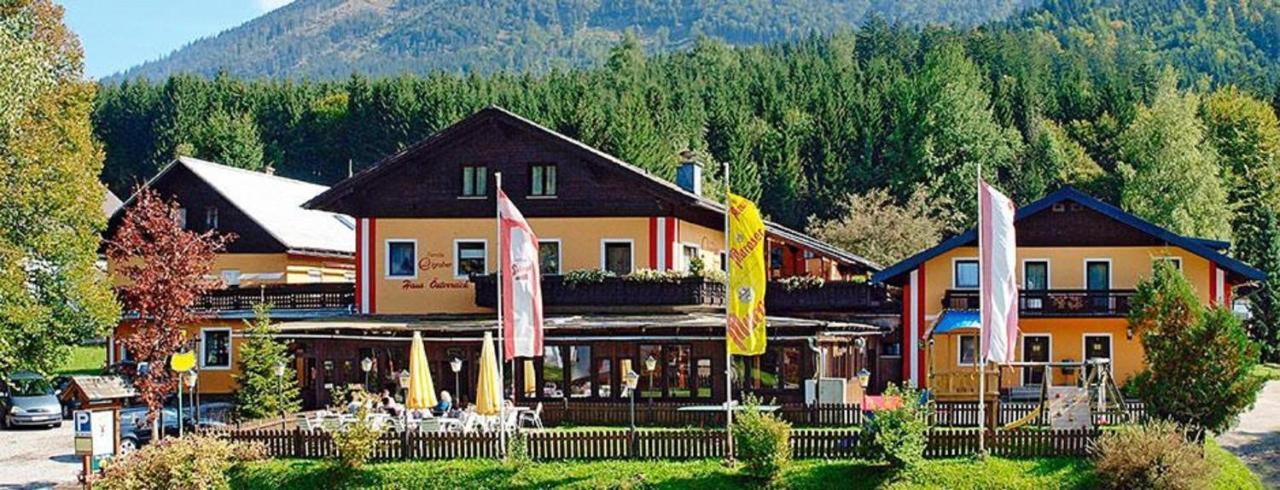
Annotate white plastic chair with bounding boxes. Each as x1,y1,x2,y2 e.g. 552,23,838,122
519,402,543,430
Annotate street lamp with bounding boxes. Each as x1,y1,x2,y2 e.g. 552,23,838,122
857,368,871,408
644,354,657,398
274,361,287,424
361,357,373,391
450,357,463,396
624,370,640,431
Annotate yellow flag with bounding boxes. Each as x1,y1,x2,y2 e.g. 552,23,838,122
727,193,767,356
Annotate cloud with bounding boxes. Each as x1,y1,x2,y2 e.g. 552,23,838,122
254,0,295,13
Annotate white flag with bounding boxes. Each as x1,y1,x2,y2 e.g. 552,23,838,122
980,180,1018,364
498,189,544,360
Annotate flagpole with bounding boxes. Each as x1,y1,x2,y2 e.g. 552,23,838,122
723,159,735,464
495,171,507,454
977,165,986,454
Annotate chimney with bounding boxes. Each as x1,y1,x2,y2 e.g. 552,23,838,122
675,150,703,196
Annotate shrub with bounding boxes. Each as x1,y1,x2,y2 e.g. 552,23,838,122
95,434,265,490
777,275,824,291
623,268,688,283
1091,420,1212,490
864,383,928,467
563,268,615,287
331,408,385,471
735,396,792,483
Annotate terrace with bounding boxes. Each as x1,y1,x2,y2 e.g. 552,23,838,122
191,283,355,317
942,289,1135,317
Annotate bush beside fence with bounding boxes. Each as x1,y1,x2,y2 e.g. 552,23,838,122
209,427,1102,461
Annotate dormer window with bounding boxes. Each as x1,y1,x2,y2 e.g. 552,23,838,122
462,165,487,197
530,164,557,197
205,207,219,230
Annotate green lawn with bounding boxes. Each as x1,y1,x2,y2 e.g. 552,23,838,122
55,344,106,376
228,440,1260,490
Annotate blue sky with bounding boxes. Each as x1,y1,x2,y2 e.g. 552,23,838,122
57,0,294,79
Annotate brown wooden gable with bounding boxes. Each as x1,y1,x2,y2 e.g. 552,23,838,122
1015,199,1171,248
308,108,722,228
105,164,287,254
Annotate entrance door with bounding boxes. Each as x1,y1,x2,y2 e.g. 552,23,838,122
1083,334,1112,381
1022,336,1050,385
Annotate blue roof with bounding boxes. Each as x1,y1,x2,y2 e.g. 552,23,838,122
872,187,1266,285
932,310,980,335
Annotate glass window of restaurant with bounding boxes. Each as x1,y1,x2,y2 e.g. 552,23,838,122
569,345,591,398
638,344,663,398
596,358,613,398
666,345,692,398
542,345,564,398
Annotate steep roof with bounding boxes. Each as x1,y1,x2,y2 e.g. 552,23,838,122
116,157,354,255
305,106,877,270
872,187,1265,285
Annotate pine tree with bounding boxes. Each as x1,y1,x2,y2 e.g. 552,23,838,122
234,305,302,420
1241,206,1280,362
192,109,266,170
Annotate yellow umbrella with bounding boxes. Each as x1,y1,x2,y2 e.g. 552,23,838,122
523,359,536,397
405,331,437,410
475,332,502,416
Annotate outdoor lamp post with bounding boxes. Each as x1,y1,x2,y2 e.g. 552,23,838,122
398,370,410,402
644,354,657,398
361,357,373,391
274,361,286,424
857,368,871,408
624,370,640,431
184,370,198,428
450,357,463,395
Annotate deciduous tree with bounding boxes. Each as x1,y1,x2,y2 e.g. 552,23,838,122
106,188,232,438
807,187,963,266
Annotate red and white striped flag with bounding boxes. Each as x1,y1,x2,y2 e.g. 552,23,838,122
980,180,1018,364
498,189,544,361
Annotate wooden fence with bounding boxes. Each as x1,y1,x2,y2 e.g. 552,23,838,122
929,401,1146,427
211,427,1102,461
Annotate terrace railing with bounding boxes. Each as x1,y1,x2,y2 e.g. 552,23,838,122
474,275,725,310
943,289,1136,317
765,280,899,314
190,283,355,313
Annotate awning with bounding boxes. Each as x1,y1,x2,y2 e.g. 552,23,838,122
930,310,979,336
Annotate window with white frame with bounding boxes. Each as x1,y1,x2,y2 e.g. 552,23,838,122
461,166,487,197
386,240,417,278
204,206,218,230
201,329,232,369
221,269,241,287
530,164,557,196
602,241,633,275
538,240,561,275
683,244,701,272
958,334,978,365
455,240,487,278
174,207,188,229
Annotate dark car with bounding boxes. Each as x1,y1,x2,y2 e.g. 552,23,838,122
118,406,190,453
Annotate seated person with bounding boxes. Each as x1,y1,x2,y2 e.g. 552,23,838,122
436,390,453,413
381,389,403,417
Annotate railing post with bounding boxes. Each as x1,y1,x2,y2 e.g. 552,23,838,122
401,427,411,460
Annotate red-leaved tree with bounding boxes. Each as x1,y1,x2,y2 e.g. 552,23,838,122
106,188,233,439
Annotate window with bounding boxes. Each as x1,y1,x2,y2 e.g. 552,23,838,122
1154,257,1182,271
204,207,218,230
618,358,633,398
780,346,801,389
666,345,692,398
683,245,701,273
758,349,780,389
954,260,979,289
638,344,662,398
958,334,977,366
602,240,633,275
1024,261,1049,290
1086,260,1111,290
770,247,784,270
569,345,591,398
461,165,487,197
221,270,241,287
542,346,564,398
538,240,561,275
731,356,747,390
454,240,487,278
596,359,613,398
201,329,231,369
530,164,557,196
174,207,188,229
695,359,713,397
386,240,417,279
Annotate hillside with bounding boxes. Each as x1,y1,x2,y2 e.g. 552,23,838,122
109,0,1040,80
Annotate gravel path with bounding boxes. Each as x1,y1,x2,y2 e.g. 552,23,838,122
1217,380,1280,489
0,423,80,490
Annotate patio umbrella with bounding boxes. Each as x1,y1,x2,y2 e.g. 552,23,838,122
405,331,437,410
475,331,502,416
523,359,536,397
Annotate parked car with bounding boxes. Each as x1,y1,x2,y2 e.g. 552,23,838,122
118,406,189,453
1,371,63,429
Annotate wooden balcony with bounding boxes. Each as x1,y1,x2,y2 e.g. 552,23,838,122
943,289,1135,317
473,275,725,311
765,280,899,314
191,283,355,313
929,369,1001,402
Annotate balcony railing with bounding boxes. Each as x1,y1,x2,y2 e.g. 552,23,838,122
943,289,1135,317
765,281,899,314
192,283,355,313
474,275,725,310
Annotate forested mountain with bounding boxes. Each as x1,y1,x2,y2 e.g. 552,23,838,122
110,0,1040,80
